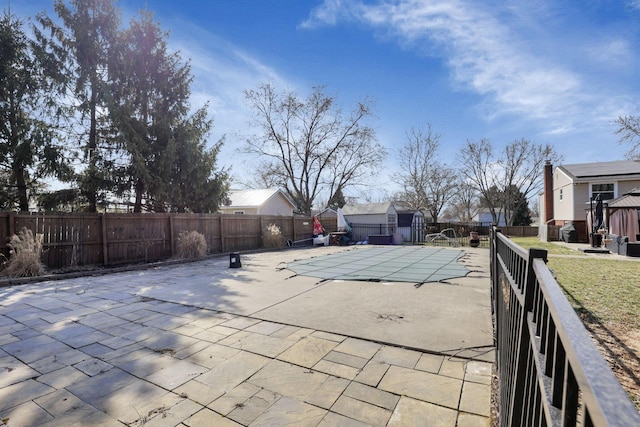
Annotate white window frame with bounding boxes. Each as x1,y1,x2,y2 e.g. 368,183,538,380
589,182,616,201
233,210,245,215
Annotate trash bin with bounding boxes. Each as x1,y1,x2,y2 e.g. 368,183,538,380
229,252,241,268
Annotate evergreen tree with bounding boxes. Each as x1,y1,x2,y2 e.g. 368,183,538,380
0,12,69,211
166,107,229,213
327,187,346,209
110,10,190,212
509,188,532,226
110,11,228,212
36,0,121,212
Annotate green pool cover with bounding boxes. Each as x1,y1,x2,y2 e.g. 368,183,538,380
287,246,469,284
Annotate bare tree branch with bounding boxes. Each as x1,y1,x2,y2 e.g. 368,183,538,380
615,115,640,160
243,84,386,215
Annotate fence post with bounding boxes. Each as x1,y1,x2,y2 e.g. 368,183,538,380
101,213,109,266
8,211,15,237
219,215,225,253
169,214,175,257
292,216,296,242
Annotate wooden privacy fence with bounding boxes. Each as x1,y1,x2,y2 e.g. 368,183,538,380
0,212,328,270
490,227,639,426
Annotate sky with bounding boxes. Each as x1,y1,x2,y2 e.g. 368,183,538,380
9,0,640,200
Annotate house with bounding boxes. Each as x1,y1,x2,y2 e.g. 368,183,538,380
472,209,507,226
341,202,398,242
219,188,295,216
540,160,640,242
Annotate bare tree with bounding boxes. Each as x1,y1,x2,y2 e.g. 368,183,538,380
446,180,480,222
460,138,562,226
394,127,437,213
243,84,386,215
393,126,457,222
615,115,640,159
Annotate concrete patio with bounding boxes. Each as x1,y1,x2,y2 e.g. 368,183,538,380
0,245,494,426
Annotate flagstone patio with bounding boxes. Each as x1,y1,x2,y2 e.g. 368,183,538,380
0,245,494,426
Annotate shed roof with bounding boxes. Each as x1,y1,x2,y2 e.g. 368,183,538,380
342,202,396,216
557,160,640,181
225,188,294,208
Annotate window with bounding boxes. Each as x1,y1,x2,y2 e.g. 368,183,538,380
591,183,615,201
559,188,563,201
387,214,396,224
234,211,245,215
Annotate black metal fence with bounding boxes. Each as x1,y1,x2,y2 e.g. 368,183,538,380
490,227,639,426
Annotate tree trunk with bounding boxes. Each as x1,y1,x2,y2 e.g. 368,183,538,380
14,166,29,212
134,179,144,213
87,79,98,213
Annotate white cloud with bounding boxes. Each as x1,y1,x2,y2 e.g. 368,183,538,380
164,21,293,173
302,0,635,135
585,38,634,70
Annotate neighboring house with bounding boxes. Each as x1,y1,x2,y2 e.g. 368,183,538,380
472,209,507,226
342,202,398,241
218,188,295,216
540,160,640,242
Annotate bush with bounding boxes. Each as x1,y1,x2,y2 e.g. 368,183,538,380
2,228,45,277
263,223,283,248
176,230,208,259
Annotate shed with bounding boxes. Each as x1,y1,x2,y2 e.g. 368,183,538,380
393,202,425,242
219,188,295,216
342,202,398,242
316,208,337,219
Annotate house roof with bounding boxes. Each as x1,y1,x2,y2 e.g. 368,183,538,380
557,160,640,181
607,187,640,208
342,202,396,216
224,188,294,208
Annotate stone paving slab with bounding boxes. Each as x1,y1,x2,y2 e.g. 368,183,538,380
0,245,494,426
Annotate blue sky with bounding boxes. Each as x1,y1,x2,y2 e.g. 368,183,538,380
11,0,640,198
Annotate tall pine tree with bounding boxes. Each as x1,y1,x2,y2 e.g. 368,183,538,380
0,12,69,211
37,0,120,212
110,10,228,212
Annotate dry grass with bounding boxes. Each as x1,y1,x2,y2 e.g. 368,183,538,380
176,231,207,259
1,228,45,277
262,223,283,248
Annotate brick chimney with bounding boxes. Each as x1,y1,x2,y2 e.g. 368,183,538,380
543,160,553,224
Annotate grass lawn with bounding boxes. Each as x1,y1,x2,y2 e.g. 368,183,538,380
507,236,586,256
509,237,639,327
546,257,640,328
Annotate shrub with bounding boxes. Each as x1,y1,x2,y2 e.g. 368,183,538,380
263,223,283,248
176,230,207,259
2,228,45,277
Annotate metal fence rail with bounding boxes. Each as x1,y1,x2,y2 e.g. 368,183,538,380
490,227,639,426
